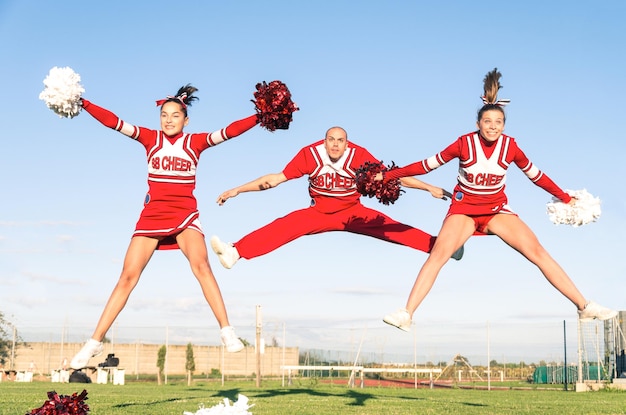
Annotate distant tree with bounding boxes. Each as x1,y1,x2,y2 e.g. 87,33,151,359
185,343,195,386
0,312,21,368
0,312,11,366
209,368,221,379
156,345,166,385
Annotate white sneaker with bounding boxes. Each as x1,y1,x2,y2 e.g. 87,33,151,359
210,235,240,269
220,326,244,353
383,309,412,332
70,339,104,369
451,245,464,261
578,301,618,321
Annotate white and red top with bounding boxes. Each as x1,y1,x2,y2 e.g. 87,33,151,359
385,132,571,216
283,140,379,214
82,99,258,249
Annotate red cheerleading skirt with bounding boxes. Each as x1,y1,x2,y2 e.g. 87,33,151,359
446,188,517,235
133,190,204,250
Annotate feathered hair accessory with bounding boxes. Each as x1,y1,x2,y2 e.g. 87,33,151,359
39,67,85,118
480,68,510,107
546,189,601,227
252,80,299,131
355,161,404,205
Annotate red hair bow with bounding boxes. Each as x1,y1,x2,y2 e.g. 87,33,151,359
155,93,188,108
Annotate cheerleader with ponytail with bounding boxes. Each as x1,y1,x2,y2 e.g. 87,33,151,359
39,67,298,367
378,68,616,332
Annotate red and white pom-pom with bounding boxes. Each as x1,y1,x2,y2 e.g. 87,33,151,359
27,390,89,415
39,66,85,118
252,80,298,131
183,394,254,415
355,161,404,205
546,189,601,227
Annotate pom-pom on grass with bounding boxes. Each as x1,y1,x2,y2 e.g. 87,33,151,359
252,81,298,131
355,161,404,205
27,390,89,415
183,394,254,415
39,67,85,118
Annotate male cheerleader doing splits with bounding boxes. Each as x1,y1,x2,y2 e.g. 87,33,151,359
210,126,463,269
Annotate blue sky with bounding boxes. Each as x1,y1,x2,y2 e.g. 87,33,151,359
1,0,624,365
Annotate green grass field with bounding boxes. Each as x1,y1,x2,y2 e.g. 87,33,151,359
2,379,625,415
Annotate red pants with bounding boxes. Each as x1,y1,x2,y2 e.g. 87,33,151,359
235,202,435,259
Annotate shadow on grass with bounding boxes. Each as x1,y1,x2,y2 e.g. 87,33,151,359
212,387,429,408
112,397,183,408
150,385,486,410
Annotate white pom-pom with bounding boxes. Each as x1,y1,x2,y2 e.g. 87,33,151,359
183,394,254,415
546,189,601,227
39,66,85,118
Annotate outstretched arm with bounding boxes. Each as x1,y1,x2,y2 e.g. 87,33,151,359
513,144,572,204
382,140,461,182
216,172,288,205
399,177,448,200
81,99,142,138
206,115,259,146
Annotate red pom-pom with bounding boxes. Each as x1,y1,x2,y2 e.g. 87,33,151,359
252,80,299,131
27,390,89,415
355,161,404,205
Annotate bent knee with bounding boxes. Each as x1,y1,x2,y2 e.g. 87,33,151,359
117,270,141,288
521,245,551,263
189,260,212,277
428,246,457,263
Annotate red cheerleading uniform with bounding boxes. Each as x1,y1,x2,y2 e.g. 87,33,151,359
234,139,436,259
385,132,572,233
82,99,258,249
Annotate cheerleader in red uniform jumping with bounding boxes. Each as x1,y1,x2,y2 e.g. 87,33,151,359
379,68,616,331
67,85,259,368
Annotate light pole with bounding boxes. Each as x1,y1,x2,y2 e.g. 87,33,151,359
10,324,16,371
